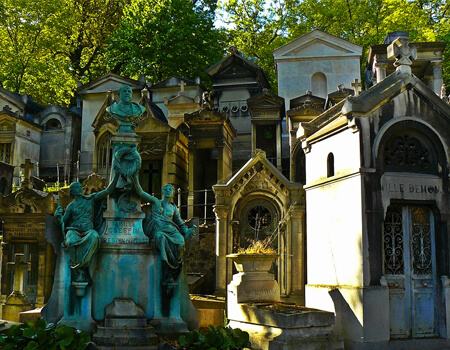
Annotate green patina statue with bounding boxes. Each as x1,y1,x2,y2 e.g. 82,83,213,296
106,85,146,132
134,177,196,287
54,173,119,282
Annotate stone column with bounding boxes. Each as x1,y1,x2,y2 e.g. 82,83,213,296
35,242,47,307
251,124,256,154
374,61,387,83
216,140,225,184
223,144,233,184
188,141,196,219
290,205,305,304
432,60,444,95
276,123,282,171
373,55,387,83
214,205,229,296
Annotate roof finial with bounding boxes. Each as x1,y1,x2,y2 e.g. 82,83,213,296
387,37,417,74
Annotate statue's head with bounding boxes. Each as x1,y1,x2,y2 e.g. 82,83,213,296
69,182,83,198
118,85,133,104
162,184,175,198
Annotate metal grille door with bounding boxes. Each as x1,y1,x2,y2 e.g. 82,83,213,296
384,205,437,338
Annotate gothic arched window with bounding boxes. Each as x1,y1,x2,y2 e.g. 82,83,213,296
97,132,112,170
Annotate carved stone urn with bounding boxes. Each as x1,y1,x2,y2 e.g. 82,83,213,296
226,253,280,304
227,253,278,274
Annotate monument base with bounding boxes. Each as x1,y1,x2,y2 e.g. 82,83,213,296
93,298,157,347
150,317,188,337
58,316,97,334
2,293,33,322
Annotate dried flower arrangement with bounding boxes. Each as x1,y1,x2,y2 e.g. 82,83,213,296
237,202,297,254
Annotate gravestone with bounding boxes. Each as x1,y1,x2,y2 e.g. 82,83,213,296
2,253,33,321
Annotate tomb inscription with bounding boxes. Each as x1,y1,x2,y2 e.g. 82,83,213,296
101,219,148,244
381,174,443,201
3,221,45,241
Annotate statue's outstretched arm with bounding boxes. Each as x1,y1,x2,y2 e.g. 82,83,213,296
93,172,120,201
132,173,158,205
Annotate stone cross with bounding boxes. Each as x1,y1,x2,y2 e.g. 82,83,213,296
7,253,31,294
178,80,186,93
351,78,363,96
387,37,417,67
20,158,34,189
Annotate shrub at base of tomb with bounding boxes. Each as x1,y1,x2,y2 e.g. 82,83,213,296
0,318,91,350
178,325,252,350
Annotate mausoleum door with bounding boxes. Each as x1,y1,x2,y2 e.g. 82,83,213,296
383,205,437,339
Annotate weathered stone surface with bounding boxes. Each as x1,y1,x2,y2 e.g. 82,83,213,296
94,298,157,347
227,254,280,304
229,319,343,350
2,294,33,322
228,304,342,350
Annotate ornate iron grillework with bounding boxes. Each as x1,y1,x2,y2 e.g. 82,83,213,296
384,135,430,170
384,205,404,275
411,207,432,275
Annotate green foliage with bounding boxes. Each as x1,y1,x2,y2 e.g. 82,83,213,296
219,0,450,93
0,0,128,106
106,0,226,85
0,318,91,350
178,325,252,350
217,0,292,91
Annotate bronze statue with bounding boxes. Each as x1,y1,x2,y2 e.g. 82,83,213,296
106,85,146,132
54,174,119,282
134,178,195,286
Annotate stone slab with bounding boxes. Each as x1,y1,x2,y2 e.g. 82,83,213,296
228,303,335,330
19,307,42,323
229,319,343,350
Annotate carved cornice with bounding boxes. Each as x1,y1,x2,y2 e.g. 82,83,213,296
0,189,54,214
230,162,289,197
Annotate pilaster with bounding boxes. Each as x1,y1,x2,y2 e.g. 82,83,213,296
213,205,230,296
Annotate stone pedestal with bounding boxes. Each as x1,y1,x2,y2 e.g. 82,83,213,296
151,256,188,336
2,293,33,322
94,298,157,347
227,254,341,350
92,243,155,320
227,254,280,304
58,253,96,334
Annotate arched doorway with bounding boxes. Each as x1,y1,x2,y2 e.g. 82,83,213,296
378,120,448,339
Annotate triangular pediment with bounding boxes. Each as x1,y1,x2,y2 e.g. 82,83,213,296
167,93,196,105
0,116,16,132
78,72,144,95
217,64,255,80
214,150,294,199
135,113,171,133
274,29,362,60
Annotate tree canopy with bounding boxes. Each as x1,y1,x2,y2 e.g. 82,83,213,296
106,0,226,85
0,0,448,106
